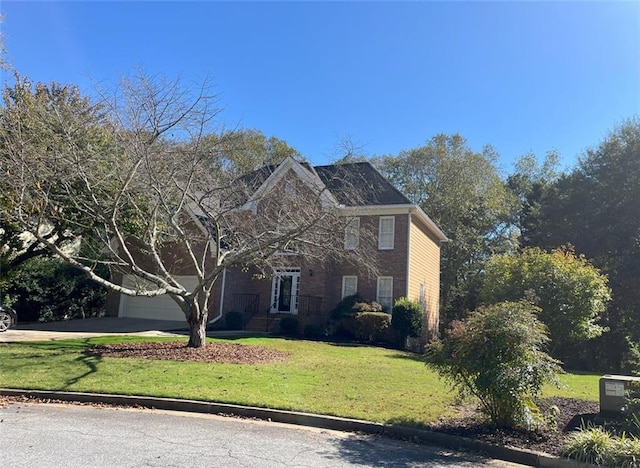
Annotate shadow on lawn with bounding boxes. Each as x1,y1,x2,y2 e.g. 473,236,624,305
67,343,104,387
2,339,103,389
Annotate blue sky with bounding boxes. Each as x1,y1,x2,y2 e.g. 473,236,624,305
2,1,639,172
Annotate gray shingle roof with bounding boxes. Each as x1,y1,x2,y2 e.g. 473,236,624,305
313,162,411,206
240,161,410,207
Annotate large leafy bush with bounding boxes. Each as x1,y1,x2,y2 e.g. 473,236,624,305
425,301,562,428
5,257,107,322
480,247,610,365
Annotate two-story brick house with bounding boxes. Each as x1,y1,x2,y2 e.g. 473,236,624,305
113,157,447,339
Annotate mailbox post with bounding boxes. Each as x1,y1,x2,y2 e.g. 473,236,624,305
599,374,640,418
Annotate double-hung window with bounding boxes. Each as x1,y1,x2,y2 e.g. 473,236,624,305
344,217,360,250
378,216,395,250
376,276,393,312
341,276,358,299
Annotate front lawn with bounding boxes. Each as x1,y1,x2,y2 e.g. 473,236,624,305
0,336,600,426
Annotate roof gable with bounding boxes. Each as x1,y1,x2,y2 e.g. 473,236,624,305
240,157,338,211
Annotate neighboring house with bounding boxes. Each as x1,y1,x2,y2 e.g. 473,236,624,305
110,157,447,340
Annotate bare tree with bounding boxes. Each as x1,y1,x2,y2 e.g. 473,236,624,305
1,72,377,347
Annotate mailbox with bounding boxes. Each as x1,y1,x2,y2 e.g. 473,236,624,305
599,374,640,417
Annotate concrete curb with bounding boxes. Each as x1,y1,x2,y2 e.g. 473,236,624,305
0,388,591,468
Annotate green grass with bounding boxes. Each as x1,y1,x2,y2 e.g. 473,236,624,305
0,336,601,425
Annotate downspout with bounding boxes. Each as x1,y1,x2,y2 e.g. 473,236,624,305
406,212,412,299
208,267,226,324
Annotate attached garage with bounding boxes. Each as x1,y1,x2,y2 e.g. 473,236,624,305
118,275,198,322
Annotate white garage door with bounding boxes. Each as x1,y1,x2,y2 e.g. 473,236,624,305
118,275,198,322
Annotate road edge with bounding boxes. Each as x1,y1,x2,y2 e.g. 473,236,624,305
0,388,592,468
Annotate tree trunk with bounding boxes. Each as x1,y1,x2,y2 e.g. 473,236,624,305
181,294,212,348
187,316,207,348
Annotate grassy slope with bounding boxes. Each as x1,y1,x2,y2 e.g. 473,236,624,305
0,336,600,425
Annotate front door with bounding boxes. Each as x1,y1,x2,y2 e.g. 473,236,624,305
271,269,300,314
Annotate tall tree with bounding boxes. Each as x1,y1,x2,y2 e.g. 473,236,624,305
1,73,376,347
506,151,560,246
373,134,518,325
521,118,640,370
201,128,302,176
0,74,107,275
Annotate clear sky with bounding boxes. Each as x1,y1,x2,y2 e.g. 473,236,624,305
1,1,639,171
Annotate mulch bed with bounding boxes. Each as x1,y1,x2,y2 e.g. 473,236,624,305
87,340,291,364
428,397,600,456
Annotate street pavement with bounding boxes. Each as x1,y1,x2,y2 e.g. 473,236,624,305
1,402,526,468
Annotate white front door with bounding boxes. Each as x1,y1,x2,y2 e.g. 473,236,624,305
270,269,300,314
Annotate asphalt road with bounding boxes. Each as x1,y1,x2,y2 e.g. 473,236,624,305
1,402,525,468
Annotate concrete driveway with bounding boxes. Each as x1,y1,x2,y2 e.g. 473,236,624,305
0,317,188,342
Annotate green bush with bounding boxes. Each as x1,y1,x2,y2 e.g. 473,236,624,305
353,301,383,313
354,312,391,342
224,311,244,330
330,294,364,320
279,316,299,336
303,323,324,339
480,246,611,365
392,297,424,345
6,257,107,322
425,301,562,428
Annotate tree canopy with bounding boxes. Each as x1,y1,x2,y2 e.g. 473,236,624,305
1,72,372,347
513,119,640,370
373,134,519,324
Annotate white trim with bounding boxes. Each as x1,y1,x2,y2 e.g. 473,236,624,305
378,216,395,250
241,157,339,211
339,204,448,242
341,275,358,299
270,268,301,314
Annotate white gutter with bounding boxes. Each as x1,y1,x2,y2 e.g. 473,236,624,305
339,204,448,242
208,267,226,324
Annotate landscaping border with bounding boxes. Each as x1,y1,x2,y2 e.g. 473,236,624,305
0,388,592,467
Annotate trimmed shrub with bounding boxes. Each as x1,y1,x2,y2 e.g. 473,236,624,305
224,311,244,330
279,316,299,336
354,312,391,342
330,293,364,320
353,301,383,313
303,323,324,339
392,297,424,346
425,301,562,428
